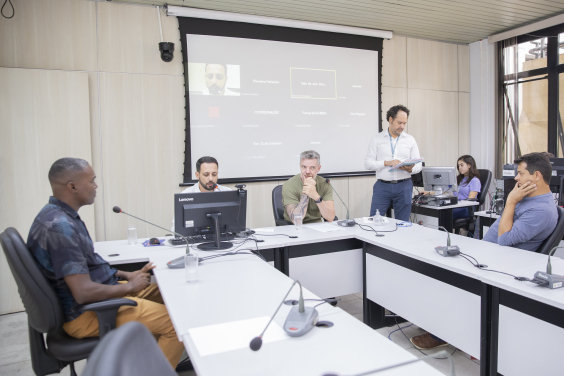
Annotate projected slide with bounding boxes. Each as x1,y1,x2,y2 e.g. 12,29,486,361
186,34,379,180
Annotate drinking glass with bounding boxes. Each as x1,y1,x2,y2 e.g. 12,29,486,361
185,253,199,283
294,216,303,230
127,226,137,245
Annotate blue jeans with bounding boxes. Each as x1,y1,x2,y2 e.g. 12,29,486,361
369,179,413,221
452,207,469,220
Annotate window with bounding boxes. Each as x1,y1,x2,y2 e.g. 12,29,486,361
499,24,564,167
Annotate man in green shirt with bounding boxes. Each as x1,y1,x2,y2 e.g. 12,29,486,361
282,150,335,224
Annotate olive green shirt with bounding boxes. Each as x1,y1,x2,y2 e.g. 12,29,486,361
282,174,334,224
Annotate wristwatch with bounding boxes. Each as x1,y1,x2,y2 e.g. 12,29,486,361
314,196,323,204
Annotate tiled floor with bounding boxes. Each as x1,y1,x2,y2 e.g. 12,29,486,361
0,293,478,375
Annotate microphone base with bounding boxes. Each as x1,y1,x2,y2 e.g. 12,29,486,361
435,245,460,257
197,241,233,251
283,306,319,337
337,219,356,227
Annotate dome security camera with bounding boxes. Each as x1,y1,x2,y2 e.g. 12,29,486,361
159,42,174,63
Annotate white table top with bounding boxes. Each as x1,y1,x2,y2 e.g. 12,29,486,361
94,218,563,374
480,257,564,311
474,210,500,219
412,200,479,211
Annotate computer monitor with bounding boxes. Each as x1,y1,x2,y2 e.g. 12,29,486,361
549,158,564,193
411,161,426,188
174,189,247,251
422,167,458,195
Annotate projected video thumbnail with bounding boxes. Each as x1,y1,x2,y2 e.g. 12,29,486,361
290,68,337,99
188,63,241,96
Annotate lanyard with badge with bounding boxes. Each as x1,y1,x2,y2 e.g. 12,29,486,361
388,132,400,159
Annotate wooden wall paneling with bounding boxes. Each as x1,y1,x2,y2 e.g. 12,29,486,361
326,177,349,222
97,2,183,76
458,45,470,93
382,36,407,88
407,38,458,92
381,86,408,132
459,92,471,156
348,175,376,219
0,0,96,71
408,89,459,167
0,67,93,314
222,181,279,229
99,73,185,241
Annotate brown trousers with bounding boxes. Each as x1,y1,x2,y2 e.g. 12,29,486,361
63,283,184,368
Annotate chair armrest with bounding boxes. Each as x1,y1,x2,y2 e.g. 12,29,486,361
467,198,478,202
79,298,138,338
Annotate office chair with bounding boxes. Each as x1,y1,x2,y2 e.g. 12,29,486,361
453,169,492,235
272,185,293,226
536,206,564,254
82,321,176,376
0,227,137,376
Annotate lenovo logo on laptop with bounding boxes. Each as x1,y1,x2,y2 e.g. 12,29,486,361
179,198,194,202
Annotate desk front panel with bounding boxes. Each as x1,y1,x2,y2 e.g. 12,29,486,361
365,250,481,358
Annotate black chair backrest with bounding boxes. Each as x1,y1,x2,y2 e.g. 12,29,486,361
476,169,493,207
272,185,285,221
0,227,64,334
536,206,564,254
82,321,176,376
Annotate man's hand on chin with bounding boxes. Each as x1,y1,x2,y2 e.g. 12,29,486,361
507,181,537,205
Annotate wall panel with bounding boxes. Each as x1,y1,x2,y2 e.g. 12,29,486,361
349,175,376,218
407,39,458,92
458,45,470,93
382,36,407,88
459,92,471,156
408,89,459,167
0,0,96,71
97,2,183,76
98,72,185,241
0,67,93,314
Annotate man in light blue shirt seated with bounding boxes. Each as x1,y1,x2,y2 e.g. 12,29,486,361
484,152,557,252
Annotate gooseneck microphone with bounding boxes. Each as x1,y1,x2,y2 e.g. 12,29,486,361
546,246,564,274
112,206,191,256
250,280,303,351
322,349,456,376
528,246,564,289
325,178,356,227
420,224,460,257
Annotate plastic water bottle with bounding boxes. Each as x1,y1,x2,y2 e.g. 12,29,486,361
373,210,384,226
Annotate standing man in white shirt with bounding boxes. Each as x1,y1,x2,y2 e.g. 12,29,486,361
364,105,422,221
171,156,231,232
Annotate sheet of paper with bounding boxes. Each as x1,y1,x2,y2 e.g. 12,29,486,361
308,223,343,232
254,228,275,233
187,316,288,357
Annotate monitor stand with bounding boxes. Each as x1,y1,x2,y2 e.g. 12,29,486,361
197,213,233,251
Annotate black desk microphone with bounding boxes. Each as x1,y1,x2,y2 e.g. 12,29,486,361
325,178,356,227
420,223,461,257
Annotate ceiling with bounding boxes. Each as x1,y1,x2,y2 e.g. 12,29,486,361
113,0,564,44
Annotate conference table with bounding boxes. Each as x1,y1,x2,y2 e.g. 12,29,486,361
94,218,562,376
411,200,480,232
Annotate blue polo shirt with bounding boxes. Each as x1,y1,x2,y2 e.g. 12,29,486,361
27,197,119,321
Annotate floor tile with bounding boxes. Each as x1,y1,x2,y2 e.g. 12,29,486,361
335,294,360,303
353,292,363,299
0,360,35,376
0,312,30,367
405,347,479,376
335,299,363,316
375,322,426,350
352,313,363,322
